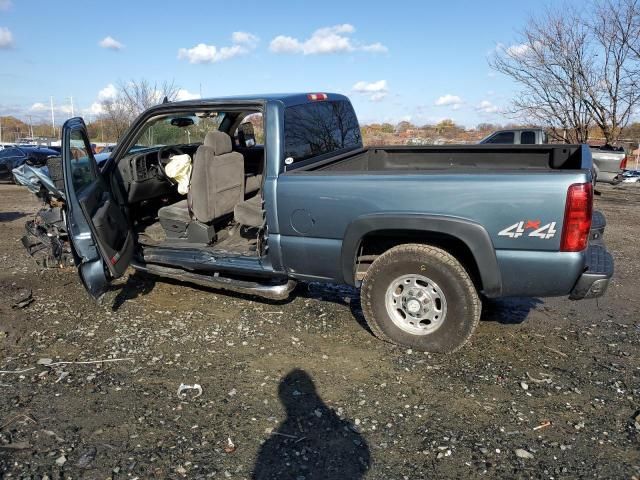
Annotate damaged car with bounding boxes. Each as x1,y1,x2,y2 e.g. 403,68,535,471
48,93,613,353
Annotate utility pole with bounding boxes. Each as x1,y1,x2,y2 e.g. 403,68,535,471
28,115,33,139
50,96,55,137
0,117,2,143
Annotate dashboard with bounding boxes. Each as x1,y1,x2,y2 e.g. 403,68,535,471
118,145,198,204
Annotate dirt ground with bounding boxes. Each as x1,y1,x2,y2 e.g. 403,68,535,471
0,182,639,479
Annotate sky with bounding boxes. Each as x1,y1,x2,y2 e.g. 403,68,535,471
0,0,577,128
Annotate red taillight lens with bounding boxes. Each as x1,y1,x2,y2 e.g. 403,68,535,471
307,93,328,101
560,183,593,252
620,156,628,170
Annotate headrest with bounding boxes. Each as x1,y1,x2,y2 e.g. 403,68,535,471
204,131,232,154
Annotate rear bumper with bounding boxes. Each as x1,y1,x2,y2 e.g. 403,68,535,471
570,210,613,300
569,245,614,300
596,171,623,184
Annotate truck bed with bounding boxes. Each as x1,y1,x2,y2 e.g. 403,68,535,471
277,144,594,297
310,144,590,172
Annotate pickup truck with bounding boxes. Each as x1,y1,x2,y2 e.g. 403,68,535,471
57,93,614,353
480,128,625,184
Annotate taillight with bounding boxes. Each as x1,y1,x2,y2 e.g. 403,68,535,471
620,156,628,170
560,183,593,252
307,93,328,101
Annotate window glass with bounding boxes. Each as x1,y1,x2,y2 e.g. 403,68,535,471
0,149,14,159
235,113,264,146
520,131,536,144
129,113,225,155
486,132,515,144
284,100,362,164
69,130,97,193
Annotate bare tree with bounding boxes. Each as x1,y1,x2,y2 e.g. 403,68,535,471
582,0,640,143
490,10,593,143
490,1,640,144
101,79,180,139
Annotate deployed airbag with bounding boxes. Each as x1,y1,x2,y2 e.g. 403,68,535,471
165,154,192,194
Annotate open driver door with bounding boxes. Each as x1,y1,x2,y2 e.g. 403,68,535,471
62,117,134,299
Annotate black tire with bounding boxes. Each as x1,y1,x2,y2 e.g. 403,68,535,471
360,244,481,353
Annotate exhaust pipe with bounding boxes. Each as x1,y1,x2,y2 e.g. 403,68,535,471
131,262,297,301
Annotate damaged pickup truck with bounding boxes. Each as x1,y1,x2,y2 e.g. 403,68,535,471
55,93,613,353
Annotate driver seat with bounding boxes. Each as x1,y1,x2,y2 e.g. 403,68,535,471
158,131,245,242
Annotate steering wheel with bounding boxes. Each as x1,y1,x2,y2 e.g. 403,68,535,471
156,146,185,184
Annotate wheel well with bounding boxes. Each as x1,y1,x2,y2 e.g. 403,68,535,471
354,229,482,290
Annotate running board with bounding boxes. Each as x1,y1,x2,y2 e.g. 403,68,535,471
130,261,297,301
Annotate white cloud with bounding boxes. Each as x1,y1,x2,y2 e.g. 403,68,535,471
498,41,542,59
99,36,124,51
269,36,302,54
58,104,74,115
369,91,388,102
0,27,14,49
175,89,201,101
29,102,77,115
353,80,387,93
178,43,246,64
352,80,388,101
506,43,530,57
360,42,388,53
435,94,463,109
30,102,48,112
269,24,387,55
231,31,259,47
88,102,105,115
98,83,117,101
477,100,499,114
178,32,259,64
0,0,12,11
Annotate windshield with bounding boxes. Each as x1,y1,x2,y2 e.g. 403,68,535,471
127,112,225,154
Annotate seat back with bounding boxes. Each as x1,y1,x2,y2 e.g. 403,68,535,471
188,131,244,224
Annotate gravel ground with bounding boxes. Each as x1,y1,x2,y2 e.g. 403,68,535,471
0,182,639,479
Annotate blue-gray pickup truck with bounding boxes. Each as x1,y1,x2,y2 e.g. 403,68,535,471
57,93,613,353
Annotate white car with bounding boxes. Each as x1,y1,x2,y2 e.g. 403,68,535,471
622,169,640,183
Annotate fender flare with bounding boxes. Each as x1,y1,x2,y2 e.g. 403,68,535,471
341,213,502,297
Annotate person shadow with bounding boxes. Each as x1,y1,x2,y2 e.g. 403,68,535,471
252,369,371,480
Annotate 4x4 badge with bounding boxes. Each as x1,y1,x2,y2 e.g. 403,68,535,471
499,221,557,239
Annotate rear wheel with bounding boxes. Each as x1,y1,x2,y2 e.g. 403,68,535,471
360,244,481,353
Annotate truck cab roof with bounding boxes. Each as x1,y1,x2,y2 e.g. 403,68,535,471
168,92,349,109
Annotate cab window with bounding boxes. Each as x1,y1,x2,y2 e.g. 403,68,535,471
284,100,362,165
234,113,264,147
486,132,515,144
520,131,536,144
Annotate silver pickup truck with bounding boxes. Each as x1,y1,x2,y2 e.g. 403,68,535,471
480,128,625,184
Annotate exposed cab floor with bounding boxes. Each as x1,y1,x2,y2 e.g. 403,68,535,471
136,220,259,257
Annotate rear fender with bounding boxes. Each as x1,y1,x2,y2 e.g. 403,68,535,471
341,213,502,297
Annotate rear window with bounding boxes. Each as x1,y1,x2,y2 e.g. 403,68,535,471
284,100,362,165
520,131,536,144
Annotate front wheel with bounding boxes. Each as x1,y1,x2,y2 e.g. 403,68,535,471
360,244,481,353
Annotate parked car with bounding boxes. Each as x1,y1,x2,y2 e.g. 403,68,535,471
479,128,548,145
0,146,59,182
53,93,613,353
622,169,640,183
479,128,624,184
589,145,626,184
